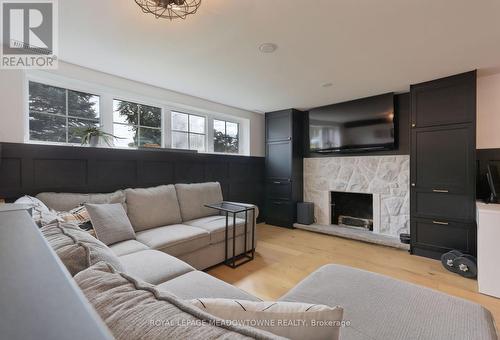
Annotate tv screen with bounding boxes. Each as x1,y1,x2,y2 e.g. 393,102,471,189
309,93,396,153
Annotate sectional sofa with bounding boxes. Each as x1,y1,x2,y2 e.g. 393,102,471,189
35,182,257,270
6,182,497,340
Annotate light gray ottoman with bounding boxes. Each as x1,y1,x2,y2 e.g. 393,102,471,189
279,264,497,340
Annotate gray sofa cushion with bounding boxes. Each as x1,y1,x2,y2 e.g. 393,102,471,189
85,203,136,246
175,182,223,221
119,250,194,285
36,190,126,212
157,271,262,301
279,264,498,340
185,215,249,244
135,224,210,257
125,185,182,232
41,222,124,276
75,262,281,340
109,240,149,257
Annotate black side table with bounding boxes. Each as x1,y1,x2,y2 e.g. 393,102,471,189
205,202,255,268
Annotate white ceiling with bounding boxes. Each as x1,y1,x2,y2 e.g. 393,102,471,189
59,0,500,113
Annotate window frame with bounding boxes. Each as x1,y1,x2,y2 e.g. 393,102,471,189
24,71,249,155
112,98,164,149
170,111,207,152
27,81,102,145
213,119,240,154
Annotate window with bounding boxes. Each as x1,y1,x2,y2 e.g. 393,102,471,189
28,81,100,143
113,100,162,148
171,111,206,152
214,119,239,153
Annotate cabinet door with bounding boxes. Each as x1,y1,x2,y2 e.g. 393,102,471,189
266,141,292,180
411,218,476,259
266,199,295,228
410,71,476,128
411,124,474,193
266,180,292,200
266,110,292,142
411,190,475,221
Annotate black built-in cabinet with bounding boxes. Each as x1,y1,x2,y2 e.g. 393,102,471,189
410,71,477,259
265,109,305,228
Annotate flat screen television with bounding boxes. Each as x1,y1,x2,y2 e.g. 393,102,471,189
308,93,396,154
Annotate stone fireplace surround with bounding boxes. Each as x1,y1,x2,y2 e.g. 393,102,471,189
303,155,410,239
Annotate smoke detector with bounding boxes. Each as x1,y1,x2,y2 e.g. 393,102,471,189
259,43,278,53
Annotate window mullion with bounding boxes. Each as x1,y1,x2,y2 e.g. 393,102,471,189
65,89,69,143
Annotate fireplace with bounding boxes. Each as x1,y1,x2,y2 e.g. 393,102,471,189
331,191,374,231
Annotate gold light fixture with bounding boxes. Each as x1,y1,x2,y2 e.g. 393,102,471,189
135,0,202,20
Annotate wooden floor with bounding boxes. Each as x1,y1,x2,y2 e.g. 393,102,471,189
208,224,500,331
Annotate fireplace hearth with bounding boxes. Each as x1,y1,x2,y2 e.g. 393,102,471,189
331,191,373,231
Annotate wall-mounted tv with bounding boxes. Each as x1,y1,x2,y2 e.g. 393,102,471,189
308,93,396,154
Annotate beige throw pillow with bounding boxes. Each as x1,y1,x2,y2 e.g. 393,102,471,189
190,298,344,340
85,203,136,245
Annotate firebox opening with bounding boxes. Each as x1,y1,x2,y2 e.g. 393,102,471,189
331,191,374,231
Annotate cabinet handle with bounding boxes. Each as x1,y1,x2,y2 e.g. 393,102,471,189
411,183,416,187
432,220,449,225
411,123,416,128
432,189,449,193
272,201,283,205
273,181,281,184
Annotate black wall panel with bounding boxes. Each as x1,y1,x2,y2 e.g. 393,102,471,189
0,143,266,220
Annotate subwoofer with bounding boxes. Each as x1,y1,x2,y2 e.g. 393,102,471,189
297,202,314,225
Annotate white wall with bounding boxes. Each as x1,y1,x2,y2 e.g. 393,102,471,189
0,62,265,157
478,72,500,149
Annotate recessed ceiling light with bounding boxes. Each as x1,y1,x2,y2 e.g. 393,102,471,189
259,43,278,53
321,82,333,88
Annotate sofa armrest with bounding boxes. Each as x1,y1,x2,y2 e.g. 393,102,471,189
223,202,259,221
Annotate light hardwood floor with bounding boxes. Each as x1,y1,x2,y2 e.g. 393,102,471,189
208,224,500,331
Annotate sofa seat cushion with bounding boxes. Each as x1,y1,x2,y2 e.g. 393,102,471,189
135,224,210,257
110,239,149,256
125,185,182,232
75,262,281,340
119,250,194,285
279,264,498,340
157,271,261,301
175,182,223,221
185,215,249,244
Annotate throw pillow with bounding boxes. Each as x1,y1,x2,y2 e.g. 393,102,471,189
57,205,93,230
15,195,59,227
41,222,124,276
190,298,344,340
85,203,136,246
74,262,282,340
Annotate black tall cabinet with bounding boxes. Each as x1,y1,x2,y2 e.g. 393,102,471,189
410,71,477,259
265,109,305,228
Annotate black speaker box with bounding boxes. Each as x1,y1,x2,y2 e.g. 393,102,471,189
297,202,314,225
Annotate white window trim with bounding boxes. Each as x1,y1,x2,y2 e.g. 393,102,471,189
24,70,250,155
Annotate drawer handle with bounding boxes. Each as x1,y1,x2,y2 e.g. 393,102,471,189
273,201,283,205
432,189,449,193
433,220,449,225
273,181,281,184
